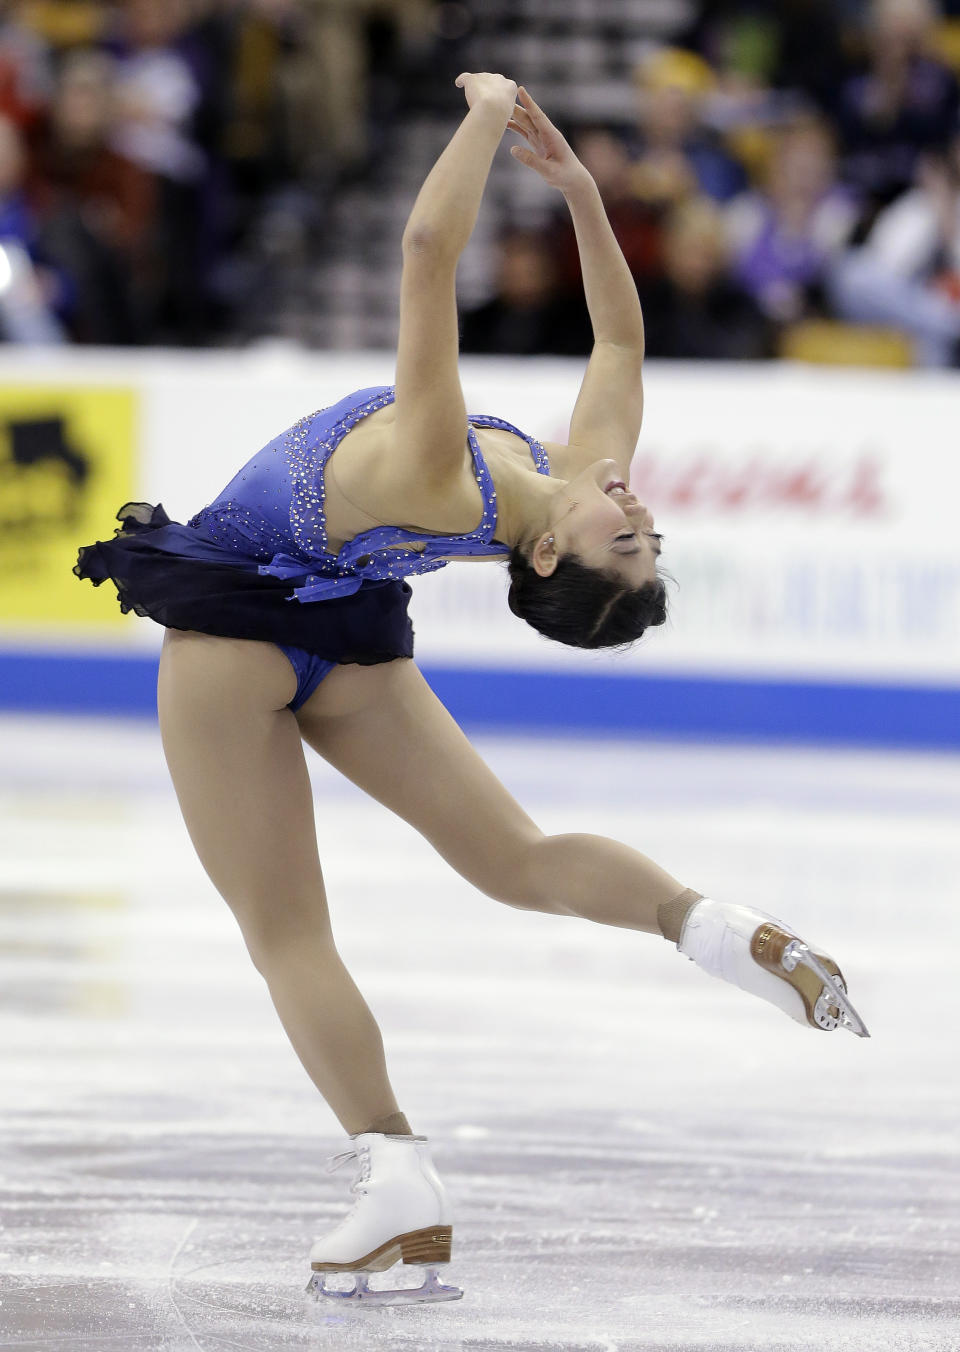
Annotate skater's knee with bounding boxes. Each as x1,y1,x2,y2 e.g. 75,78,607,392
234,896,335,975
496,837,571,916
245,924,337,979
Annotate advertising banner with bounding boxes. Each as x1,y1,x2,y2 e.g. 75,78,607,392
0,383,136,628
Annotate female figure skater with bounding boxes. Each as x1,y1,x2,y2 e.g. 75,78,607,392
76,74,867,1306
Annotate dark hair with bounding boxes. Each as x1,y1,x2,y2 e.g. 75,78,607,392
506,547,668,649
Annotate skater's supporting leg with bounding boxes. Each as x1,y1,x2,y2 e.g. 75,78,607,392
296,659,689,935
157,630,408,1133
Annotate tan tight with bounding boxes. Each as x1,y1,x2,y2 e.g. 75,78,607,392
157,632,689,1135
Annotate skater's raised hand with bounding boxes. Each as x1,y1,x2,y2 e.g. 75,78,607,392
455,71,518,121
507,87,588,195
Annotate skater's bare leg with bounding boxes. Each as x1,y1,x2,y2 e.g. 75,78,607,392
157,630,406,1133
299,661,866,1037
296,659,689,935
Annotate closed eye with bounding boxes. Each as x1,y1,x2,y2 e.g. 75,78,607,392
612,531,663,558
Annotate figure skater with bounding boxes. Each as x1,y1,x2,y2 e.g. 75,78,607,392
76,74,868,1306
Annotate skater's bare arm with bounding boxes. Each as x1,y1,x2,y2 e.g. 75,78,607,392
393,73,517,489
509,87,644,476
565,171,645,476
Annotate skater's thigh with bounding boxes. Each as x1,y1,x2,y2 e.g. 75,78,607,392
294,658,544,904
157,630,331,944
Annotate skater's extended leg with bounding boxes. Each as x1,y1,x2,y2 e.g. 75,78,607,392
296,658,686,934
156,630,408,1131
299,660,867,1035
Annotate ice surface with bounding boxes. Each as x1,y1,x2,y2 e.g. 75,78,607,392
1,715,958,1351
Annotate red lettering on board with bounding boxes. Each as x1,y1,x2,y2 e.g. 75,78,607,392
843,456,887,516
631,451,889,517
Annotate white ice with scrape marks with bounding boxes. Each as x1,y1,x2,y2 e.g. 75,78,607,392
0,715,958,1351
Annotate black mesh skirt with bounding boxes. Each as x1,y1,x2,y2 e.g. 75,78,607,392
74,503,414,666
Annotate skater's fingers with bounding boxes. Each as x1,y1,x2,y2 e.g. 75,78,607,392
510,144,540,169
506,118,538,146
517,86,547,121
510,103,535,127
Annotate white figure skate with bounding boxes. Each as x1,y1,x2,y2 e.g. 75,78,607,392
305,1133,463,1305
679,898,870,1037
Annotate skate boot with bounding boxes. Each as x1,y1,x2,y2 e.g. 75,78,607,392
678,898,869,1037
305,1133,463,1305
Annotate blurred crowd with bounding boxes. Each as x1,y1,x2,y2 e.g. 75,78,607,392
462,0,960,366
4,0,960,362
0,0,443,346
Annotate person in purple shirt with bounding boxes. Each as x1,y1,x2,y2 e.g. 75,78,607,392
727,116,860,323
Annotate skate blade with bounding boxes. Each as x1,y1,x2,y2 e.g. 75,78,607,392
752,926,870,1038
306,1265,463,1305
796,944,870,1039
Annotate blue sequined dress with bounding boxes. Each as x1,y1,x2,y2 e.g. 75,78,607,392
75,385,550,667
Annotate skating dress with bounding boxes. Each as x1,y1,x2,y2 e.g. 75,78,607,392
75,384,550,709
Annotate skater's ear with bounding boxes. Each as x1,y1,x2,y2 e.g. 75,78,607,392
530,532,559,578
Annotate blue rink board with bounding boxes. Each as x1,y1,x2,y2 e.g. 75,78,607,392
1,648,958,749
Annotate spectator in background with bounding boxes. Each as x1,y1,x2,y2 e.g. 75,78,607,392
182,0,311,340
459,227,590,356
28,49,156,343
0,110,34,242
725,116,860,324
630,46,746,210
837,0,959,214
108,0,210,342
0,0,53,130
551,126,664,299
681,0,849,118
186,0,303,201
110,0,204,185
640,197,775,359
0,112,64,341
292,0,434,175
828,131,960,364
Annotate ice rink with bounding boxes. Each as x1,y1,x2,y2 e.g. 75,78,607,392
1,711,958,1352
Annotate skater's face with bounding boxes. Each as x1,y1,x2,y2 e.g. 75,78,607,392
531,460,662,585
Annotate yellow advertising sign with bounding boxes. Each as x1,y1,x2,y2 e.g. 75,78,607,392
0,384,136,625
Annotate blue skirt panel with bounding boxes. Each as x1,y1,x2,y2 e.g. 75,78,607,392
74,502,414,668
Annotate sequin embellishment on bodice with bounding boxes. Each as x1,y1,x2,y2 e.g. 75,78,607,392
188,385,550,603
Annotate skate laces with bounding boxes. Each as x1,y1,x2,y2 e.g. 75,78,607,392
322,1146,370,1231
325,1149,358,1175
325,1144,371,1188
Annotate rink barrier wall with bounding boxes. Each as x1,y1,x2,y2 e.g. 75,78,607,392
2,647,959,750
2,349,959,746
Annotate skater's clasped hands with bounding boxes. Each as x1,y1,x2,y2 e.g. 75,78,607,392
454,72,518,118
455,74,588,196
506,87,589,195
